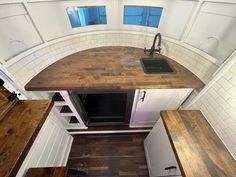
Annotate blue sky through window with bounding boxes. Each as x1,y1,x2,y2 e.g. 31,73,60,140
67,6,107,28
124,6,163,27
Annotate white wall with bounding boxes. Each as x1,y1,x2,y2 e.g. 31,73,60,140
16,109,73,177
0,0,235,64
27,0,199,41
186,58,236,159
185,2,236,61
0,3,42,61
161,0,197,40
28,0,110,41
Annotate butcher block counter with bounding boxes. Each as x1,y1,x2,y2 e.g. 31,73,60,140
161,110,236,177
0,99,53,177
25,47,204,91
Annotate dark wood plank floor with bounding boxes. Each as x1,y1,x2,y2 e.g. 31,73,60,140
67,133,149,177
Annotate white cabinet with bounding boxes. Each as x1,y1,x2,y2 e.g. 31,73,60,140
144,118,182,177
16,109,73,177
130,89,192,127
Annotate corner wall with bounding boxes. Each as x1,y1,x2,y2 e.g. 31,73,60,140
187,61,236,159
5,32,218,92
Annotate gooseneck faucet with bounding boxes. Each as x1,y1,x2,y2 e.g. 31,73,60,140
144,33,162,56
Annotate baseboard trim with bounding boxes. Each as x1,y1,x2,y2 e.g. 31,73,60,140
69,129,151,135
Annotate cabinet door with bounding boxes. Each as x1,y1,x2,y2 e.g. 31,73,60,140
131,89,192,127
144,118,181,177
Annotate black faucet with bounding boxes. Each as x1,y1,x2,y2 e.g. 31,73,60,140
144,33,162,56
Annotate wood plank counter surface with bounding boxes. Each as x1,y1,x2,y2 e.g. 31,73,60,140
0,100,53,177
25,47,204,91
0,86,17,121
24,167,68,177
161,110,236,177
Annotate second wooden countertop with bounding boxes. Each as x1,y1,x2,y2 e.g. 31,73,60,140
25,47,204,91
0,100,53,177
161,110,236,177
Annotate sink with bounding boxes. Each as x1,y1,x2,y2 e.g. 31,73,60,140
140,58,175,74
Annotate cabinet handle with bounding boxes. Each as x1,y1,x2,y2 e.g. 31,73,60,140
165,166,177,170
141,91,146,102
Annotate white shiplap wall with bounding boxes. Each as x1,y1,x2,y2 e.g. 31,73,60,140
187,61,236,159
16,108,73,177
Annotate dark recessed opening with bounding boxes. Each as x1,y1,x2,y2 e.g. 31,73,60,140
70,90,135,126
60,106,72,113
79,93,127,123
69,116,79,124
52,92,64,102
140,58,175,74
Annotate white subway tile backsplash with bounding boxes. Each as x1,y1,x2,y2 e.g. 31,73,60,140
224,70,234,80
217,88,231,100
216,97,231,110
228,98,236,109
227,107,236,119
164,41,218,83
188,62,236,160
230,76,236,87
228,87,236,98
230,64,236,75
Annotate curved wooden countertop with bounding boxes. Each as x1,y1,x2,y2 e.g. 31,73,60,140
0,99,53,177
25,47,204,91
161,110,236,177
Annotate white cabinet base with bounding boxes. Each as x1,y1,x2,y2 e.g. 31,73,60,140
130,89,193,127
144,118,182,177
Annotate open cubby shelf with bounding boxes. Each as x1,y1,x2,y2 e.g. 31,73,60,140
48,91,85,129
60,105,72,113
69,116,80,124
52,92,65,102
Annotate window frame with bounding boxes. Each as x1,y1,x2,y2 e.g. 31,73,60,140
123,5,163,28
66,5,107,28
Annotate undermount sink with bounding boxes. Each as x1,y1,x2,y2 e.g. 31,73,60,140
140,58,175,74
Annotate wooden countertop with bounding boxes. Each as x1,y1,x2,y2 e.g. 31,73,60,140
25,47,204,91
0,100,53,177
0,86,17,121
161,110,236,177
25,167,68,177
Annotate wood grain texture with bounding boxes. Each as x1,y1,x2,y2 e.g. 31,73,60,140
161,110,236,177
0,100,53,177
25,47,204,91
0,86,17,121
67,133,149,177
24,167,68,177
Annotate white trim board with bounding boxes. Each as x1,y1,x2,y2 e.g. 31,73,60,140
69,129,151,135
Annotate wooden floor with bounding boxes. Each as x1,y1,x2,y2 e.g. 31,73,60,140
67,133,149,177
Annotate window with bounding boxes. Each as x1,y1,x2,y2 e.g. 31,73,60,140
124,6,163,27
67,6,107,28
